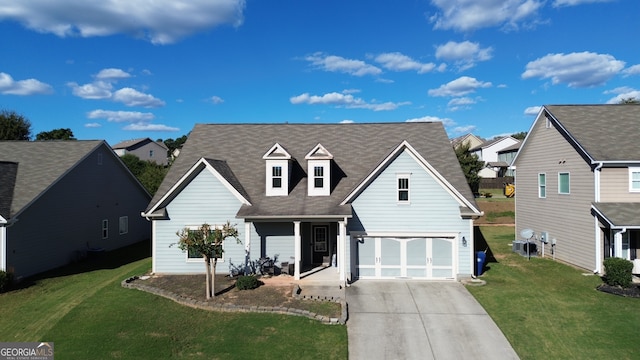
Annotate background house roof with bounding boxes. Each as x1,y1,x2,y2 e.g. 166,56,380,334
545,105,640,162
0,140,104,218
148,123,478,218
112,137,168,151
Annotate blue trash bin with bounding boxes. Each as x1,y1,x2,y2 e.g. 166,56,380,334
476,251,486,276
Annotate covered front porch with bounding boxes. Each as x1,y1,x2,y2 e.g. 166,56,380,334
592,203,640,273
241,217,349,283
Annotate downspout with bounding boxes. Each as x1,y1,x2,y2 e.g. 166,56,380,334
593,162,603,273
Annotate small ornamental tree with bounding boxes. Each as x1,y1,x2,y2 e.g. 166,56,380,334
172,222,239,299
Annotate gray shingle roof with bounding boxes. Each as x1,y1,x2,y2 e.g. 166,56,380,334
592,202,640,227
0,140,104,218
148,123,478,218
0,161,18,220
112,137,168,151
546,105,640,161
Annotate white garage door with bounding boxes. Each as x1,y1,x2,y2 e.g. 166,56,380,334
357,237,455,280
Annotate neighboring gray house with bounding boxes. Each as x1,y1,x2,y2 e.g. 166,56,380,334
113,138,169,165
497,142,521,177
0,141,151,279
513,105,640,273
471,136,520,178
142,123,483,283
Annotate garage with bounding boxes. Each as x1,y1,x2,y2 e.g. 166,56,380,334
356,236,455,280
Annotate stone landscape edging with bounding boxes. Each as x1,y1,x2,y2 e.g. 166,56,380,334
121,276,347,325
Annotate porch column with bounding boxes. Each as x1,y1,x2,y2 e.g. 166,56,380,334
244,221,252,275
0,226,6,272
294,221,301,280
614,228,626,259
338,219,347,282
594,217,601,273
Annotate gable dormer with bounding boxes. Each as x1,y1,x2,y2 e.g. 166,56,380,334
263,143,292,196
305,144,333,196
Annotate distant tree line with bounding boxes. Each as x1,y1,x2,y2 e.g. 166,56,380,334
0,110,76,141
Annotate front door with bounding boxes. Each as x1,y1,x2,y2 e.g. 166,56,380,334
312,225,329,264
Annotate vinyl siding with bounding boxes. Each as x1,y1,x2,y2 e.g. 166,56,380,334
600,167,640,202
515,116,596,271
253,222,295,266
7,144,150,278
153,167,257,274
349,150,472,275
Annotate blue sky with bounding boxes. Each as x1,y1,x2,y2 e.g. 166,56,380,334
1,0,638,145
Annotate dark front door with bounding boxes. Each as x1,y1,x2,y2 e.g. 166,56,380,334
312,225,329,264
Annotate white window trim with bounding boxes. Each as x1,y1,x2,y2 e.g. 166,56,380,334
307,159,330,196
397,173,411,204
102,219,109,239
629,167,640,192
265,159,289,196
184,225,225,263
558,172,570,194
538,173,546,198
119,216,129,235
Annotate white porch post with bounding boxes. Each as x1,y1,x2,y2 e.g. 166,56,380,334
594,217,601,273
0,226,6,272
614,228,626,259
244,221,252,274
294,221,301,280
338,219,346,282
151,220,156,274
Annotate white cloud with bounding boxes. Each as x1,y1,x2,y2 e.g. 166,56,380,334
123,123,180,131
68,80,113,99
340,119,355,124
210,95,224,104
87,109,155,122
524,106,542,115
447,97,477,111
623,64,640,77
0,0,246,44
290,91,409,111
435,41,493,71
604,87,640,104
112,87,165,107
553,0,613,6
452,125,477,135
305,52,382,77
429,0,544,32
0,72,53,95
84,122,102,128
522,51,625,88
374,52,439,74
405,115,455,127
95,68,131,80
428,76,492,97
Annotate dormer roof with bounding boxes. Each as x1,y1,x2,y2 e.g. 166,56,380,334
305,143,333,160
263,143,292,160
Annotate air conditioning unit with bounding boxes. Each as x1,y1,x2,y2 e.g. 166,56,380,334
512,240,537,257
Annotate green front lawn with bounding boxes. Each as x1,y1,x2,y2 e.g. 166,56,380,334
469,226,640,360
0,241,347,359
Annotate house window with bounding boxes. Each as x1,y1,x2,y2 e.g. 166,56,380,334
119,216,128,235
630,168,640,192
397,175,410,202
149,150,154,157
538,173,546,198
185,226,224,262
102,219,108,239
97,153,103,165
272,166,282,188
314,166,324,188
558,172,570,194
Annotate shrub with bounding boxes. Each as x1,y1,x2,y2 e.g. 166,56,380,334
236,275,259,290
603,258,633,288
484,192,493,198
0,270,13,293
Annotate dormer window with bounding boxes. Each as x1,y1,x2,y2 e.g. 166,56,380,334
263,143,292,196
306,144,333,196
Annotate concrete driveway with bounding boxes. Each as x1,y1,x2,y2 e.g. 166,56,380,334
346,281,519,360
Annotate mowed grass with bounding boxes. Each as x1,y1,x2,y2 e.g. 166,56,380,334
469,226,640,360
0,241,347,359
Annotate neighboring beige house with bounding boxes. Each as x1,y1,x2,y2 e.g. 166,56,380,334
112,138,169,166
513,104,640,273
471,136,520,178
451,133,484,150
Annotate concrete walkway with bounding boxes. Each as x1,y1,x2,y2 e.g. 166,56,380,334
346,281,519,360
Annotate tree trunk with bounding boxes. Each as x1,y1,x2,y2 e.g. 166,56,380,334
211,258,217,297
204,256,212,299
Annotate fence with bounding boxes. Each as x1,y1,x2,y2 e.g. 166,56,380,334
480,176,514,189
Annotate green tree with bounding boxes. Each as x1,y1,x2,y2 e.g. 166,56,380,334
36,128,76,140
172,222,240,299
162,135,188,154
511,131,527,140
120,153,167,195
454,141,485,195
0,110,31,140
618,98,639,104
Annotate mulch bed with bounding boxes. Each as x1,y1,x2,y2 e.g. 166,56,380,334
596,283,640,298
